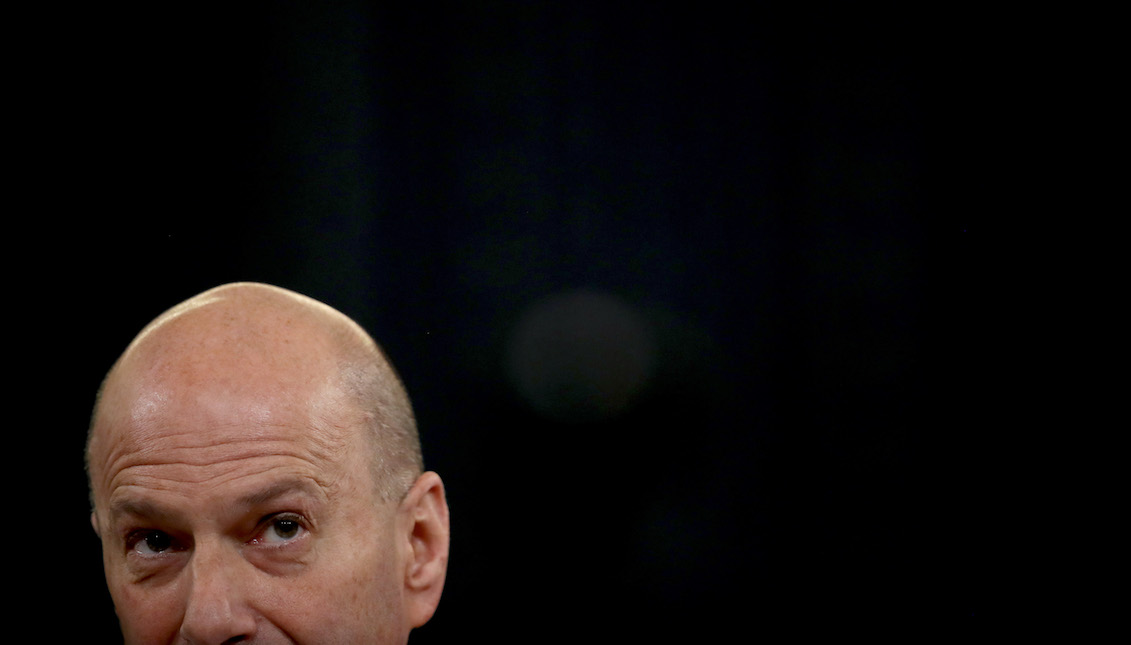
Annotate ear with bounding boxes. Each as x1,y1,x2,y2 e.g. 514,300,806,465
399,471,450,628
91,512,101,537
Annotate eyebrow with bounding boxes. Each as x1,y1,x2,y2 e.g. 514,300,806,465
107,478,324,522
236,478,324,508
109,497,172,522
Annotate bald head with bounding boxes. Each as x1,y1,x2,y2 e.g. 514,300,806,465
87,283,450,642
86,282,421,509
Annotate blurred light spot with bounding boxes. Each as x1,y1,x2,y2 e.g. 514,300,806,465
506,289,655,423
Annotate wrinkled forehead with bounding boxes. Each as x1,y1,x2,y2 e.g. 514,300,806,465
89,305,366,491
105,367,336,437
88,371,368,511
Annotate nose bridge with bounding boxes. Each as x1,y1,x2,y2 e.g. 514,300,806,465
180,538,256,643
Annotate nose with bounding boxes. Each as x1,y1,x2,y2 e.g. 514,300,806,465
179,542,258,644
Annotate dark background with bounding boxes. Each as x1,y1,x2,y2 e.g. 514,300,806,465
23,2,987,641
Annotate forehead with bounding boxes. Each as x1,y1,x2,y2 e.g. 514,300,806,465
93,378,366,505
89,317,369,505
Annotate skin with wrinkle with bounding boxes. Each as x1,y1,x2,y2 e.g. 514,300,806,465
87,283,448,644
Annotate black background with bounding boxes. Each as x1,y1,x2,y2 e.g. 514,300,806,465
20,2,988,641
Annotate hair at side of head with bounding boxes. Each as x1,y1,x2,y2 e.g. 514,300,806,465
331,322,424,502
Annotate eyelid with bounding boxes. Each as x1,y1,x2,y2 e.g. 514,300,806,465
124,529,183,557
123,529,144,551
259,510,306,526
123,529,151,548
252,512,310,545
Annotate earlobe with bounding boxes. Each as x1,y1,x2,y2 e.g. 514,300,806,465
90,512,100,537
400,471,450,628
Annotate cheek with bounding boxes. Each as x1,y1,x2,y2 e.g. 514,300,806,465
264,520,409,639
263,570,405,641
101,535,180,637
110,577,185,643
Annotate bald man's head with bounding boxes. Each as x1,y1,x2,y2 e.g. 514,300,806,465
85,282,422,510
87,283,449,643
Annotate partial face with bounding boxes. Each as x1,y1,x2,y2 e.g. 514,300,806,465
89,353,412,644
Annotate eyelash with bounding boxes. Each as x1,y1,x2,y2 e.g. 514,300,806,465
125,529,181,557
253,513,308,545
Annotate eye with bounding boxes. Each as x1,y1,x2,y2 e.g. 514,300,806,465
127,530,176,556
256,514,306,545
